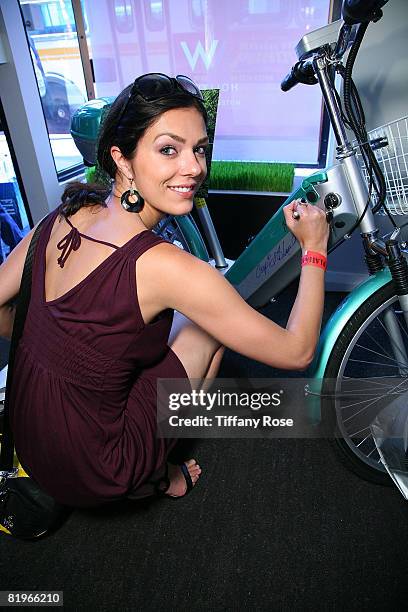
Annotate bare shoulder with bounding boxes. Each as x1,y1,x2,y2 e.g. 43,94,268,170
137,240,233,309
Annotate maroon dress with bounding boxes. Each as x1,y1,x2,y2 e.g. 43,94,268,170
9,206,188,507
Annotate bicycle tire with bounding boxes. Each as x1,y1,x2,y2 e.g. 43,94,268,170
321,280,408,485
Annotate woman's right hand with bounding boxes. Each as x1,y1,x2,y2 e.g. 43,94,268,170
283,198,330,254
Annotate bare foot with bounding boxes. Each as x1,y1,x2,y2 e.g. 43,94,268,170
165,458,202,497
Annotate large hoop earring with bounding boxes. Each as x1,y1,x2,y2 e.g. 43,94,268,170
120,178,145,213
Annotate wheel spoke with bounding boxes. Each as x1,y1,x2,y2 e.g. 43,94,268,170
349,358,404,368
342,375,408,386
339,377,408,395
347,425,371,436
340,376,408,418
354,342,408,368
366,446,379,458
363,328,398,363
355,434,372,448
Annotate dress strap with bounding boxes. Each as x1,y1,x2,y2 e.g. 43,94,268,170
57,215,120,269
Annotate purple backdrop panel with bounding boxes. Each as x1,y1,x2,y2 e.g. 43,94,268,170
86,0,332,164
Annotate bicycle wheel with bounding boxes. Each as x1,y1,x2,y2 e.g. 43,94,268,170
321,280,408,485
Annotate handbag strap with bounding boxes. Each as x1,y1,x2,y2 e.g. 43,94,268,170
0,218,47,471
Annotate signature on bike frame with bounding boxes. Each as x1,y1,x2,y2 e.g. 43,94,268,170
255,234,297,280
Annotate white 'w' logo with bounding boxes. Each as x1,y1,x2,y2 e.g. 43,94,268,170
180,40,219,70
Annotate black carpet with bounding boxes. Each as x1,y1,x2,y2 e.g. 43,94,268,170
1,286,408,611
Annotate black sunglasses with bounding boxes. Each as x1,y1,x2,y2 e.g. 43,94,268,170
116,73,203,126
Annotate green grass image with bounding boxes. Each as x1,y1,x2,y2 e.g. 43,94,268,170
209,161,295,193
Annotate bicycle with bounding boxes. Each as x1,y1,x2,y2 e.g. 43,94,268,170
70,0,408,489
157,0,408,488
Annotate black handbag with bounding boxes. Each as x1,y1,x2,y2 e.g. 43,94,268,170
0,219,69,539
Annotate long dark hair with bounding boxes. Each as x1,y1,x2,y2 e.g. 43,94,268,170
60,83,208,217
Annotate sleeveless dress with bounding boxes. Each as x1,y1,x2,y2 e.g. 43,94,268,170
9,206,189,507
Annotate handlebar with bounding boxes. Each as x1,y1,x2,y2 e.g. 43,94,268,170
342,0,388,25
280,66,299,92
281,0,389,93
280,60,318,92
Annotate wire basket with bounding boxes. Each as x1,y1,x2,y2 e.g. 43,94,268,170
357,115,408,215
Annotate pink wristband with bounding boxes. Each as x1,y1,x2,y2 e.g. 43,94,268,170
301,250,327,271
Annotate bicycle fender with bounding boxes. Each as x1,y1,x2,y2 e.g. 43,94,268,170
175,215,209,262
307,268,392,423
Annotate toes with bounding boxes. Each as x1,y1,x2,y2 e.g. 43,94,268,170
190,469,201,481
185,458,201,471
184,459,202,487
188,465,201,476
165,460,202,497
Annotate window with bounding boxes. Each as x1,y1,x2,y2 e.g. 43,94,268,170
190,0,205,28
114,0,134,34
0,113,30,265
25,1,76,34
19,0,89,175
144,1,165,32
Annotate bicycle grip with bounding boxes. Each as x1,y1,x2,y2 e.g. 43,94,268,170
281,67,298,92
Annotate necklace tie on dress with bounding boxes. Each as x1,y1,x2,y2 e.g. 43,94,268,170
56,227,81,268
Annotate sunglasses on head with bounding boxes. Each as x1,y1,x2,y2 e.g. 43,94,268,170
116,73,203,126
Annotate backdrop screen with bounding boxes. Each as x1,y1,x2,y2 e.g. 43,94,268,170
85,0,333,164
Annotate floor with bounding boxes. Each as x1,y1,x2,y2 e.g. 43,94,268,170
1,286,408,610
